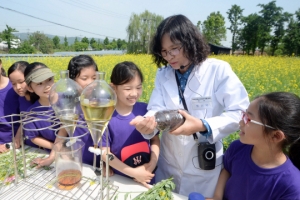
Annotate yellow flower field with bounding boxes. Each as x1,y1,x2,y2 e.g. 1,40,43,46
2,55,299,102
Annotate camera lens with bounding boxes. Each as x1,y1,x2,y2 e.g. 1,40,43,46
204,150,214,160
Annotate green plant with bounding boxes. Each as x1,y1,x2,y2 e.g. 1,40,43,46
133,177,175,200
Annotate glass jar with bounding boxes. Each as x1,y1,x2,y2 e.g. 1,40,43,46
155,110,185,132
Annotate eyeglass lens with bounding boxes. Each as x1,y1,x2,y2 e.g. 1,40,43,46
161,47,180,57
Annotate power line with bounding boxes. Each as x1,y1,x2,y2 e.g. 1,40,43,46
0,5,120,39
59,0,130,19
6,0,124,34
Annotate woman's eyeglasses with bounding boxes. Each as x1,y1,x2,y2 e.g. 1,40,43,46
161,46,182,57
242,111,275,129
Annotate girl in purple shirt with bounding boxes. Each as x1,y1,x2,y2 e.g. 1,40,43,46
8,61,34,148
23,62,56,150
0,59,20,153
212,92,300,200
101,61,160,187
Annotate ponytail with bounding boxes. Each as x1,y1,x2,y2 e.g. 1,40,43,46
289,138,300,170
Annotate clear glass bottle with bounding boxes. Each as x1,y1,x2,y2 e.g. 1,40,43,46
155,110,185,132
49,70,83,137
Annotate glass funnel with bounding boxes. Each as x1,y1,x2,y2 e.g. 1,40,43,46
49,70,83,137
80,72,116,169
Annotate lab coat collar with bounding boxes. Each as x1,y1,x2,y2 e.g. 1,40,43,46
162,62,208,107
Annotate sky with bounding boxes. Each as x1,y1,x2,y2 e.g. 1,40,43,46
0,0,299,47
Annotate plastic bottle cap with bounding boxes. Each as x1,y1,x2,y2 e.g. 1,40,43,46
188,192,205,200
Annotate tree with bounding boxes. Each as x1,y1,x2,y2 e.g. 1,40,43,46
0,25,18,51
196,21,202,32
90,38,96,45
110,39,117,49
103,37,109,45
239,14,262,55
120,39,127,50
29,31,54,54
227,5,244,53
269,12,292,56
126,10,164,54
117,39,122,49
64,36,68,47
81,37,89,44
282,10,300,56
9,40,36,54
257,1,283,55
74,42,88,51
53,36,60,49
202,11,227,45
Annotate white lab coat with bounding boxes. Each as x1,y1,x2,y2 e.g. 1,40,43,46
145,58,249,197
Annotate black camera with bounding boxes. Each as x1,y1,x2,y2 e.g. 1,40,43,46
198,142,216,170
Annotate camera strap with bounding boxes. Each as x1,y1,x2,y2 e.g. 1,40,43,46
175,72,198,141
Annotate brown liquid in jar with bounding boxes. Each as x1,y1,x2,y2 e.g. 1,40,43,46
57,169,82,190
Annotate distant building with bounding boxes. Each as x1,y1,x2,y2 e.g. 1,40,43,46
208,43,231,55
0,39,21,50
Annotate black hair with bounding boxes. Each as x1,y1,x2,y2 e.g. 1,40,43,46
1,68,6,77
150,14,210,68
24,62,48,103
110,61,143,85
254,92,300,170
67,55,98,80
8,61,29,77
0,58,6,77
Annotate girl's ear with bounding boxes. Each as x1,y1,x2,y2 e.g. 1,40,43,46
271,130,286,143
27,85,34,93
110,83,116,91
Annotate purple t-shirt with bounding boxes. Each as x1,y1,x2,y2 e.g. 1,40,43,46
73,114,100,167
19,96,32,112
224,140,300,200
0,81,20,144
102,102,156,182
23,101,58,148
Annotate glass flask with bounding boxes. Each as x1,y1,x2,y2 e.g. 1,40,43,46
49,70,83,137
80,72,116,169
155,110,185,132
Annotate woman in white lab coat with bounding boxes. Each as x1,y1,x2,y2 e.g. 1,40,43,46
130,14,249,197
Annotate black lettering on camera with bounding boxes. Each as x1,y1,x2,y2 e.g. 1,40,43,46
198,142,216,170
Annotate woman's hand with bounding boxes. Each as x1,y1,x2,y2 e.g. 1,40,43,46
170,110,206,136
130,116,157,135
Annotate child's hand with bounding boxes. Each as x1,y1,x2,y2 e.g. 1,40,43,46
31,156,54,168
102,165,114,177
14,132,22,149
131,165,154,188
0,144,9,153
143,162,156,173
130,116,157,135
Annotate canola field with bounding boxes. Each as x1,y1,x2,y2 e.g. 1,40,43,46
2,55,300,149
2,55,300,102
